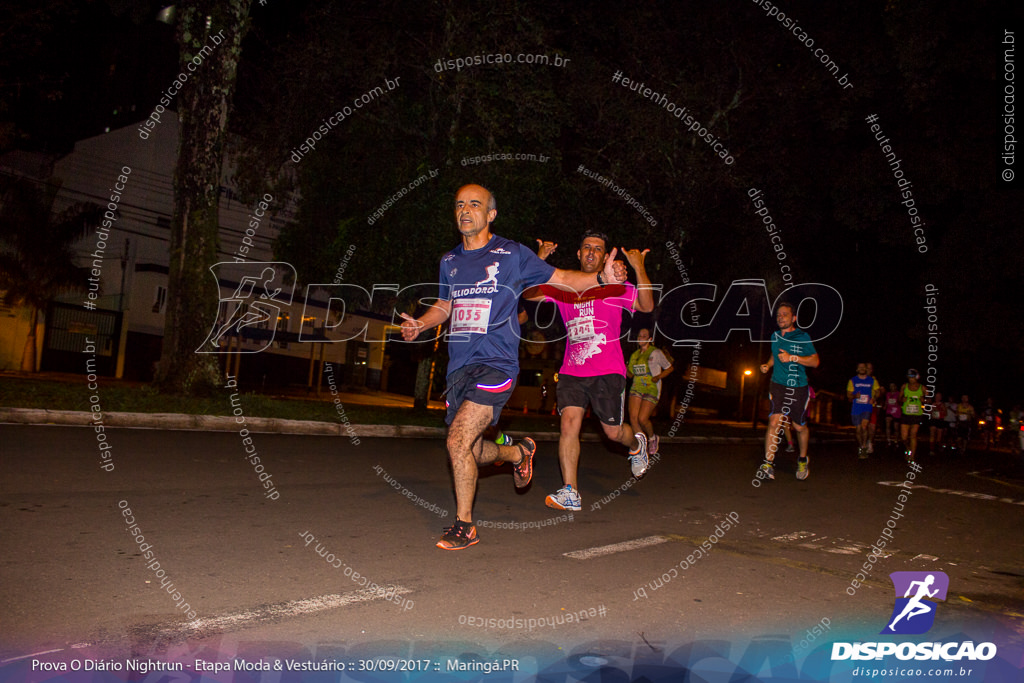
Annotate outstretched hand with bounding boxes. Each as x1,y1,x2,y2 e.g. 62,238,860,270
602,247,627,284
399,312,422,341
621,248,650,271
536,239,558,260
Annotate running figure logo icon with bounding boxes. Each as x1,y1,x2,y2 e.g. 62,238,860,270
197,261,296,353
475,261,500,288
881,571,949,635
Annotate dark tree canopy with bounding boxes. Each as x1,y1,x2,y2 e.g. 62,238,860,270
222,0,1020,397
4,0,1020,399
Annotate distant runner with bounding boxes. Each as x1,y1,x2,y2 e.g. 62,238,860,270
846,362,880,459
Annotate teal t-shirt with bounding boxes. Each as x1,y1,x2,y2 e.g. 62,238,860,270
770,327,816,387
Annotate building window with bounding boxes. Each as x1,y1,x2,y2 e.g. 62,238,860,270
152,286,166,313
276,312,289,348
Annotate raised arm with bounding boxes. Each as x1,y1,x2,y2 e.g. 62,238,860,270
535,239,558,261
524,239,560,301
547,247,626,292
622,247,654,313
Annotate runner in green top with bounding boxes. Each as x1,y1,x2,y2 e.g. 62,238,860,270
900,369,926,463
627,328,673,456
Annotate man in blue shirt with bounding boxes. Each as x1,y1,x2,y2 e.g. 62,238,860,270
400,184,627,549
847,362,880,459
757,302,820,480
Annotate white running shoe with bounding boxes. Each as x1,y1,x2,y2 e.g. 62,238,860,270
629,433,649,479
545,485,582,511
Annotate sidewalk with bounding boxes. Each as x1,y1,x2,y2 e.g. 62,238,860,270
1,370,854,443
276,384,447,411
0,407,852,445
264,384,854,443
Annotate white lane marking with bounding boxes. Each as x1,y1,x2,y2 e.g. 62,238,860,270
877,481,1024,505
1,648,65,664
773,531,817,542
159,587,412,637
563,535,668,560
774,532,895,558
967,470,1024,491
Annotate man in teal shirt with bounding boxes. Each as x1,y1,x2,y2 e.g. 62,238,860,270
758,302,820,480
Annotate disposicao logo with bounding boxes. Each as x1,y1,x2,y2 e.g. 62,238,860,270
831,571,997,662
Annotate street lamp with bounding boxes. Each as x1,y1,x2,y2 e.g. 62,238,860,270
739,369,752,420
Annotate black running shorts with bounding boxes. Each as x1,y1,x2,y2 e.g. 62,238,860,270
444,364,516,426
768,382,811,427
556,373,627,426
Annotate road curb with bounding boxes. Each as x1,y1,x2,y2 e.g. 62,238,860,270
0,407,850,445
0,407,354,436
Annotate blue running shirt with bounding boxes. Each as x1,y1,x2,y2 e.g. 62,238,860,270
439,235,556,380
847,375,879,414
770,327,816,387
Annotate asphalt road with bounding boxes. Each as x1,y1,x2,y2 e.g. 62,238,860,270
2,424,1022,671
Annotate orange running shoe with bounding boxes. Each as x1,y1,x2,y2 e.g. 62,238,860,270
436,520,479,550
512,437,537,488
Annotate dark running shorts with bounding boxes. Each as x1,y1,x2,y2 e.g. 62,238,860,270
769,382,811,427
444,364,516,426
556,373,627,426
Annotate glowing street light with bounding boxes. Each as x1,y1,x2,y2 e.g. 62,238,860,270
739,369,753,420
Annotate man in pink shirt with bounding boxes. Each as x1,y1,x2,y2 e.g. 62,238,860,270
527,231,655,511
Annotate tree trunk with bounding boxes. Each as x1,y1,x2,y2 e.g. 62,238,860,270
413,357,433,411
20,305,39,372
412,328,443,410
156,0,253,395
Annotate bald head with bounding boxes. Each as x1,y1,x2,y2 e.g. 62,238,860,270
454,184,497,240
456,184,496,211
